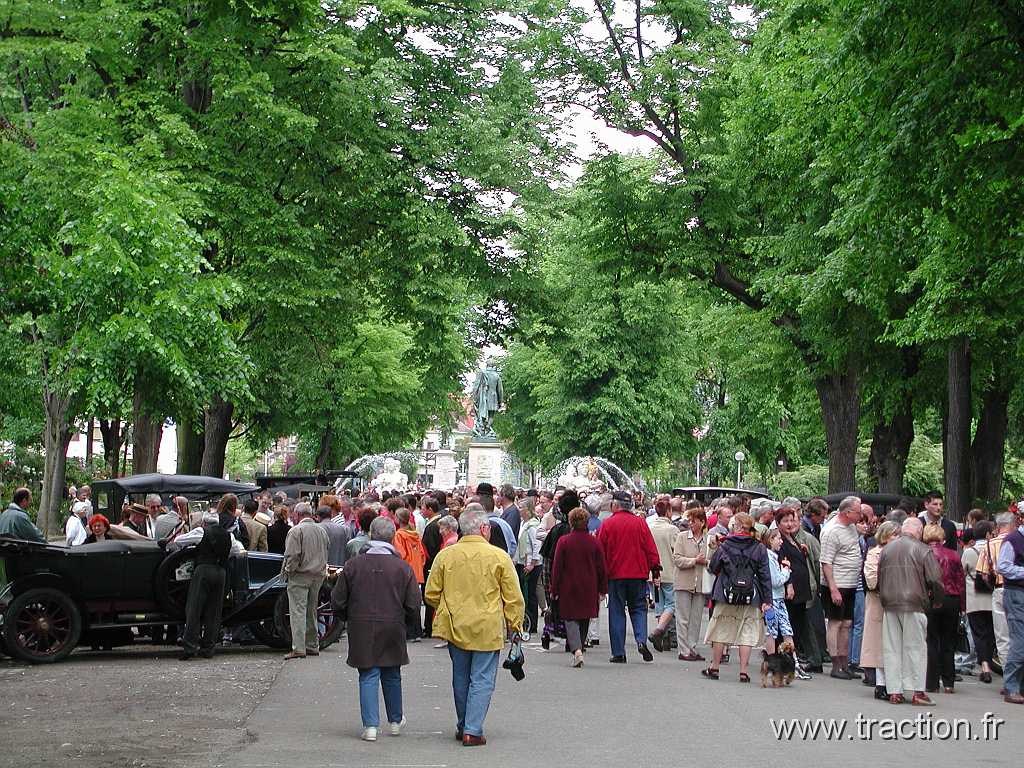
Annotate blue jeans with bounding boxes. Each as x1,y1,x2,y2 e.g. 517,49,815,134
1003,588,1024,695
654,582,676,617
848,587,865,664
448,645,499,737
358,666,403,728
607,578,648,657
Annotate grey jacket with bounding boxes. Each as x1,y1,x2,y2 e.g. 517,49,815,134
282,519,329,580
877,535,944,614
0,503,46,543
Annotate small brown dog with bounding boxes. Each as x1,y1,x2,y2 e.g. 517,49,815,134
760,639,797,688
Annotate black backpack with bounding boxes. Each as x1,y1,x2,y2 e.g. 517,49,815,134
722,549,756,605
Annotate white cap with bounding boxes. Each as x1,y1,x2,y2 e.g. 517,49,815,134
72,501,92,516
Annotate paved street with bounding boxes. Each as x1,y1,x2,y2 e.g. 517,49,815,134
5,610,1019,768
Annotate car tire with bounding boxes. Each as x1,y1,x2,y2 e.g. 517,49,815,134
3,587,82,664
273,584,345,650
155,547,197,619
248,618,290,650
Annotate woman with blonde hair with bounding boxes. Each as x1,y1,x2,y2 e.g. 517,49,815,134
863,520,899,699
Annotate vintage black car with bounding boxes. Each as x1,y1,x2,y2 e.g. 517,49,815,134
0,473,343,664
0,538,343,663
88,472,261,518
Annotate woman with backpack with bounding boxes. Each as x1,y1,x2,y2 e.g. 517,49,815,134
962,520,996,684
702,512,772,683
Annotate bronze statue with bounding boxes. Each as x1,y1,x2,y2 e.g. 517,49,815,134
469,366,504,437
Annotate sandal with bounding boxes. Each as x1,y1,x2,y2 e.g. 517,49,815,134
701,668,720,680
739,673,751,683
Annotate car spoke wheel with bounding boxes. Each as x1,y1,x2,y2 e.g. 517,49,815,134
3,587,82,664
273,584,345,650
155,547,197,618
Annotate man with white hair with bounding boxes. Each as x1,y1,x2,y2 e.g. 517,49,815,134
877,516,945,705
144,493,164,530
981,511,1018,675
425,504,524,747
995,506,1024,704
332,516,421,740
282,501,330,660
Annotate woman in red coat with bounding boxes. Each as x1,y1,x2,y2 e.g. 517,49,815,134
551,507,608,668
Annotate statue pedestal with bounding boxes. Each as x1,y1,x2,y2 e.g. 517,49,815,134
467,440,504,489
433,449,458,490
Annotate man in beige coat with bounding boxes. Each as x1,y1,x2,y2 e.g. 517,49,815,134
647,499,678,652
282,502,329,659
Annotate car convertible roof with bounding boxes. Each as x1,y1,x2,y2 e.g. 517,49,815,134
90,473,259,499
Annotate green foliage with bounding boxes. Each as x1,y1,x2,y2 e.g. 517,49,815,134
901,435,945,500
768,465,829,500
497,155,702,471
224,440,261,482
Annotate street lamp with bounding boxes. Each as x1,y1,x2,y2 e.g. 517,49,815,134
734,451,745,488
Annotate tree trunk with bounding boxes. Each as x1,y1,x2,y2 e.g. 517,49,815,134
814,364,860,494
98,418,122,477
131,388,163,475
315,425,332,473
85,417,94,464
971,374,1011,504
38,391,72,538
176,413,206,475
944,336,972,522
868,400,914,494
201,395,234,478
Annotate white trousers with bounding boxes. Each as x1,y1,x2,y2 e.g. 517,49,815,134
993,587,1010,663
882,610,927,695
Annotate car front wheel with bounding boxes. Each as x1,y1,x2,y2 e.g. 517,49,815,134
3,587,82,664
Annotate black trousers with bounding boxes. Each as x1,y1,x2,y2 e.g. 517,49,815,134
422,582,435,638
808,594,828,662
967,610,995,665
182,563,226,653
927,595,960,689
787,599,821,663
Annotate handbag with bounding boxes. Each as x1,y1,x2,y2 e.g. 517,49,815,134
974,542,997,594
503,632,526,681
955,615,971,655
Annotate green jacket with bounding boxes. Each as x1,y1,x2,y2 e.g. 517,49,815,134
0,503,46,543
794,527,821,598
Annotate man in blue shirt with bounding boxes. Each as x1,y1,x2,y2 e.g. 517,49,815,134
487,514,518,559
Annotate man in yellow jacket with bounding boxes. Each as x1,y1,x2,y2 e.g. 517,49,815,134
425,503,524,747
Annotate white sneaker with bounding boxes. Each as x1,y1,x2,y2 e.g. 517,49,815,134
389,717,406,736
361,727,377,741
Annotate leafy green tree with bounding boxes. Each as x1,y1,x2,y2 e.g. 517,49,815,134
497,156,700,470
0,145,242,533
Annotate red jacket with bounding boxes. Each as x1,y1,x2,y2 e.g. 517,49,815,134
596,510,662,580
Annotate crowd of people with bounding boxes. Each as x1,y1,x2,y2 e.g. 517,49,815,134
2,480,1024,745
